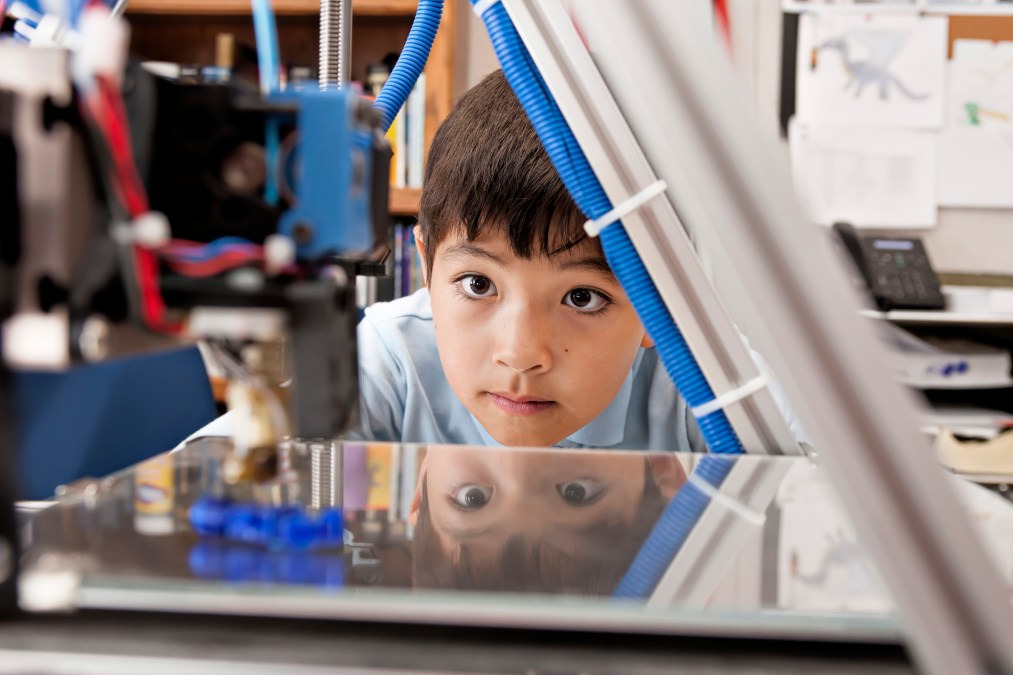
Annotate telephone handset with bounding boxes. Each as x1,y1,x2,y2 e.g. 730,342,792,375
832,222,945,312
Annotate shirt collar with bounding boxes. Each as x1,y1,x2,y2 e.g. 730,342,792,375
468,349,645,449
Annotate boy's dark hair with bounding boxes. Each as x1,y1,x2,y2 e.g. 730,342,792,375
411,461,666,594
418,69,594,279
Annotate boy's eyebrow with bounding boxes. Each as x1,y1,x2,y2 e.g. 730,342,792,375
441,521,497,540
442,242,507,267
555,256,615,277
443,244,615,278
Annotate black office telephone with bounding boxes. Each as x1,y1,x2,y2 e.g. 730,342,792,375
832,222,945,312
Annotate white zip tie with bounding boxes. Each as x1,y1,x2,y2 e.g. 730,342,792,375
583,180,668,238
691,372,771,419
687,471,767,527
473,0,501,18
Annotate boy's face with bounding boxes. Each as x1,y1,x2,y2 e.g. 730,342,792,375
419,226,653,447
410,446,686,566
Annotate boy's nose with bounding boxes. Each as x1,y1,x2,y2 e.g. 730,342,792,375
492,307,553,374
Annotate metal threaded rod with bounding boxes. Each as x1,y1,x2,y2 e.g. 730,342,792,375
310,442,340,509
319,0,352,89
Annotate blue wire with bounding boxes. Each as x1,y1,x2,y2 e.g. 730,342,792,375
251,0,281,93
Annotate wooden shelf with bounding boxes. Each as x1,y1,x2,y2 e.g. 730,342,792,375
127,0,419,17
389,187,421,216
861,309,1013,327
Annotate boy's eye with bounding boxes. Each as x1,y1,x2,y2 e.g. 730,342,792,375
556,479,605,506
457,275,497,299
563,288,609,313
450,485,493,510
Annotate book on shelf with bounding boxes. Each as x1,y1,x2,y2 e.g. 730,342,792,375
391,106,407,189
387,77,426,190
390,222,424,300
406,73,426,188
363,60,425,190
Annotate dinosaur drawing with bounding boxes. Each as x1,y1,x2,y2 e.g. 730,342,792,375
819,31,929,101
790,529,875,589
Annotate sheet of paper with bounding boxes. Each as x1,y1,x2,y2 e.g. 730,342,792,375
789,119,938,227
796,13,947,128
938,39,1013,208
776,462,891,613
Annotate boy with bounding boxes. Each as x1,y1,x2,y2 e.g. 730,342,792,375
351,70,794,450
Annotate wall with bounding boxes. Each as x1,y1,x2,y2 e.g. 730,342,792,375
453,1,499,102
453,3,1012,276
741,2,1013,276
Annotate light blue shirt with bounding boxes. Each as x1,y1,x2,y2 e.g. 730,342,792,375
348,289,710,451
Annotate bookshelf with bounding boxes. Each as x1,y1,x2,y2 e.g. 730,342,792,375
125,0,457,216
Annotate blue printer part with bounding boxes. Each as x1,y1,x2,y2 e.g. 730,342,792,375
276,89,375,260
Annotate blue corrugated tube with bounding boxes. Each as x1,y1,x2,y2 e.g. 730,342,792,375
373,0,444,132
473,0,744,598
251,0,281,94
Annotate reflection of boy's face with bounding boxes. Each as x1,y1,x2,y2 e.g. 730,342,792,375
417,227,652,448
411,447,685,562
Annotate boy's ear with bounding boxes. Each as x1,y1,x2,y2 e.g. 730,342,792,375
413,225,429,286
646,454,687,500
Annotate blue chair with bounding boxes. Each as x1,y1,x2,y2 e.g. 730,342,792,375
13,346,216,500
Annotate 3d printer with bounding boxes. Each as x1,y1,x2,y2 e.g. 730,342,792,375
0,0,441,612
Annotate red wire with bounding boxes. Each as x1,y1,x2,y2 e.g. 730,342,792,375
166,252,264,278
713,0,732,54
88,77,182,335
96,77,148,216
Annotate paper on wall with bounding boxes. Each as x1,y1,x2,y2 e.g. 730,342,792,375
938,39,1013,208
789,119,938,227
796,13,947,129
776,461,892,613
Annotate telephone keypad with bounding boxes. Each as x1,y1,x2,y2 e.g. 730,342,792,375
864,238,944,310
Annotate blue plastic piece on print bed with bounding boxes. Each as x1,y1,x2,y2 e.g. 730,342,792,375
191,497,346,551
222,504,269,545
188,495,232,536
225,546,272,582
188,539,230,579
319,507,344,541
277,510,322,549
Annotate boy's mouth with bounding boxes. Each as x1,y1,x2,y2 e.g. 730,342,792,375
487,392,555,416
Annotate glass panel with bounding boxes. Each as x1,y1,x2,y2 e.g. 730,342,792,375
22,437,980,640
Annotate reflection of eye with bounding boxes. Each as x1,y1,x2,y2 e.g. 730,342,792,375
556,479,604,505
450,484,493,510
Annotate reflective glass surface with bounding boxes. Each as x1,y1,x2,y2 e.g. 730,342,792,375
21,438,1009,642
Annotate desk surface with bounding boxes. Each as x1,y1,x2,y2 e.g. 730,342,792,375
17,439,1013,650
